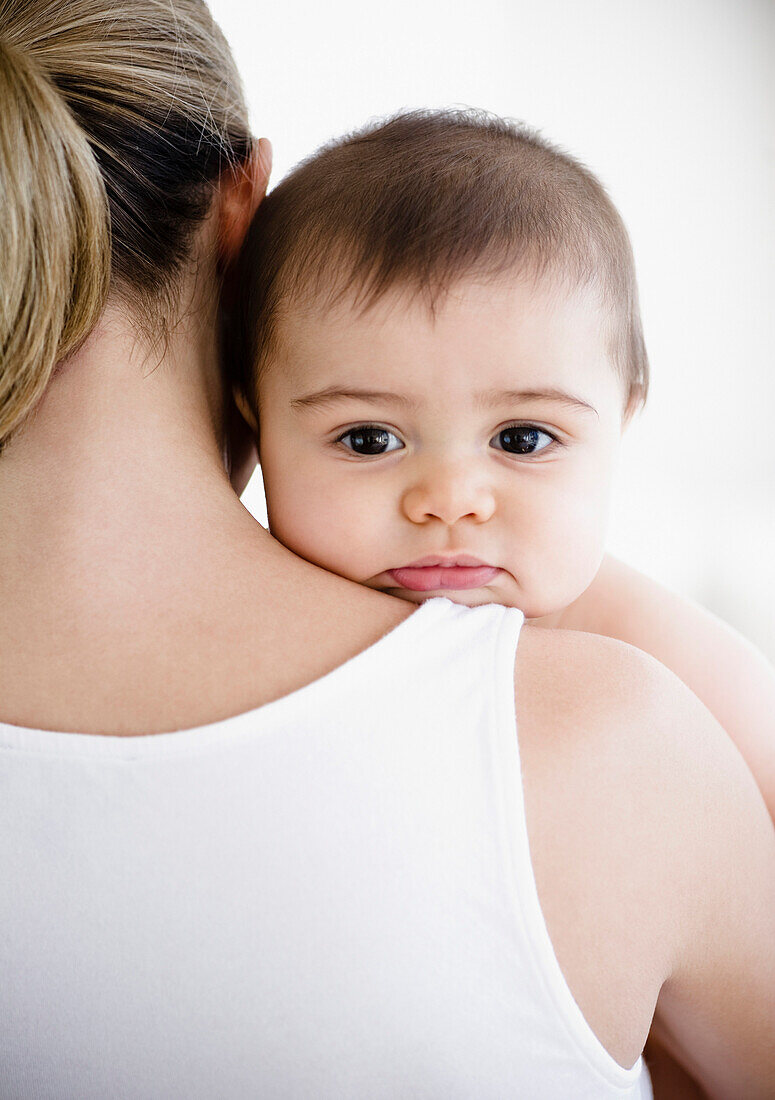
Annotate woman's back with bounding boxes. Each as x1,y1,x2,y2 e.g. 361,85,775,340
3,529,775,1096
1,598,657,1098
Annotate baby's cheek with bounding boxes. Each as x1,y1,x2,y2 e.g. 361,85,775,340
508,477,609,617
262,460,385,581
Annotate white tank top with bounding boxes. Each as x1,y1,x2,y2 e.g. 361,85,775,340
0,597,651,1099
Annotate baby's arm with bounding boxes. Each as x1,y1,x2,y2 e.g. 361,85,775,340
559,553,775,823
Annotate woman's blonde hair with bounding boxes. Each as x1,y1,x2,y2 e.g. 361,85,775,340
0,0,251,447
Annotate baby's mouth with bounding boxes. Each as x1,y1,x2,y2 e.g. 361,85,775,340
387,558,500,592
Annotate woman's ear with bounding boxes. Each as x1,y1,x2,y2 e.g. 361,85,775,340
218,137,272,268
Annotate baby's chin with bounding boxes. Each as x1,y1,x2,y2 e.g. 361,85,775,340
376,585,525,611
358,570,577,618
369,581,577,621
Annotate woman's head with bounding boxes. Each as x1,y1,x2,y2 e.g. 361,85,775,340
0,0,253,449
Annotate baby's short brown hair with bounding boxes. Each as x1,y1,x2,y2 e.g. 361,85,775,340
229,109,648,415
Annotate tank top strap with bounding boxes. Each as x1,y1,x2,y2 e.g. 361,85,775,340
480,598,651,1095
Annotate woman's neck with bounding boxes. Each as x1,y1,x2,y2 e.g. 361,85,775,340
0,301,258,566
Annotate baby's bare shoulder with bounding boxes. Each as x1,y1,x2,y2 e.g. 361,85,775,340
575,554,767,675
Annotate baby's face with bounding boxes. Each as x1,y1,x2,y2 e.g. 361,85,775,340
256,275,628,618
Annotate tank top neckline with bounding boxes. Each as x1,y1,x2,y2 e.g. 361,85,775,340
0,597,467,758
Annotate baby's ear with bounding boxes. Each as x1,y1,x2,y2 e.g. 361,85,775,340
622,385,645,429
225,388,259,496
233,387,259,433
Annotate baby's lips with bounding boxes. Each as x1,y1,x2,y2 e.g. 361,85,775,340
388,564,500,592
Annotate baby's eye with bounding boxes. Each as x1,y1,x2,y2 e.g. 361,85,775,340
490,424,557,456
336,425,404,456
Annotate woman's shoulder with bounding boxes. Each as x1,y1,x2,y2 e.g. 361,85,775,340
514,619,701,782
513,620,775,1080
512,625,694,1063
556,554,775,817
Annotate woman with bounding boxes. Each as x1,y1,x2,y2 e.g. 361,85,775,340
0,3,772,1097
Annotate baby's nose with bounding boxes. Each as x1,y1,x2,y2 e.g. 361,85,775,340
401,469,496,526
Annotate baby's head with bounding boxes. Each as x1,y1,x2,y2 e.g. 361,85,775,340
230,110,647,617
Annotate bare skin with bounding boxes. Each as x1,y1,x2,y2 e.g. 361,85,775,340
534,552,775,824
516,626,775,1095
1,163,773,1096
535,554,775,1098
539,555,775,1098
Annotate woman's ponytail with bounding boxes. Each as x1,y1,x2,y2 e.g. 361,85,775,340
0,0,252,449
0,34,110,446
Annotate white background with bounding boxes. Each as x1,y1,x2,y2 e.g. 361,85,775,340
210,0,775,659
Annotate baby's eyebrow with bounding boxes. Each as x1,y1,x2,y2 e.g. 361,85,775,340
479,388,599,418
290,387,418,411
290,385,598,418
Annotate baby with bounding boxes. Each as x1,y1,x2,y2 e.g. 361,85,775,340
229,109,775,821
